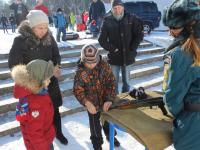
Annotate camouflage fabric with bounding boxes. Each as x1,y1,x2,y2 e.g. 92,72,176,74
163,0,200,28
73,57,116,109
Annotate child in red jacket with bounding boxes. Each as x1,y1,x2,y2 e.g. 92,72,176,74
11,59,55,150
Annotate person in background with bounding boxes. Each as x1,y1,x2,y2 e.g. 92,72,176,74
34,0,48,15
73,44,120,150
9,14,16,33
98,0,143,94
69,12,76,31
9,0,28,26
89,0,105,37
0,14,8,34
54,8,67,42
162,0,200,150
11,59,55,150
8,10,68,145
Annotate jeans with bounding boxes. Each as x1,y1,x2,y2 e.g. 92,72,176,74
111,65,130,94
90,18,103,38
56,27,66,42
11,24,16,33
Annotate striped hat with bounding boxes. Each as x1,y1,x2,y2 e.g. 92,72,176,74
81,44,99,64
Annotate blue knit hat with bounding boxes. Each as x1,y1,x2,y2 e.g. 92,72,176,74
111,0,124,7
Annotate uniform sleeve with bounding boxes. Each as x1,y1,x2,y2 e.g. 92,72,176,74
102,62,116,102
8,37,24,69
51,36,61,66
73,71,88,106
164,49,193,117
130,16,144,51
98,19,116,52
26,104,50,150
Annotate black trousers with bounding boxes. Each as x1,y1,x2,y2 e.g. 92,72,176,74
88,111,116,150
50,143,54,150
53,108,63,136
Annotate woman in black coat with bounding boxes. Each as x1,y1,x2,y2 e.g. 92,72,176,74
8,10,68,145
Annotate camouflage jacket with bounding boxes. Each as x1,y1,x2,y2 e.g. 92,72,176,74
73,57,116,109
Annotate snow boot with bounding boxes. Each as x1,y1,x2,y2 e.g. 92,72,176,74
56,133,68,145
106,137,120,147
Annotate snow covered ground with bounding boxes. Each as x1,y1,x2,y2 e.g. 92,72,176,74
0,27,175,150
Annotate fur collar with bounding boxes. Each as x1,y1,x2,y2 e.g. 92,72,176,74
11,64,43,94
18,20,52,46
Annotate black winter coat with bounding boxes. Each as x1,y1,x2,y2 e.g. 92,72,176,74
89,0,105,21
98,11,144,66
8,21,62,108
9,3,28,26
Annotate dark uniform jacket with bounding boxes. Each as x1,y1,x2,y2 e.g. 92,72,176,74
8,21,62,108
73,57,116,110
98,11,143,66
163,32,200,150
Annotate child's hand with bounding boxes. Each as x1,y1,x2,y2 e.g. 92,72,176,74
85,101,97,114
103,101,112,112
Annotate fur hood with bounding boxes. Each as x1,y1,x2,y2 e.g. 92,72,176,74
18,20,52,46
11,64,43,94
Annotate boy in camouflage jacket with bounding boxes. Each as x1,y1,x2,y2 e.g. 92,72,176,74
73,44,120,150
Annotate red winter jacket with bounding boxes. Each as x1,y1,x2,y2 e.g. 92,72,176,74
34,4,49,15
14,85,55,150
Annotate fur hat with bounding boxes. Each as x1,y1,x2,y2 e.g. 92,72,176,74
111,0,124,7
163,0,200,28
26,10,49,28
26,59,54,85
81,44,99,64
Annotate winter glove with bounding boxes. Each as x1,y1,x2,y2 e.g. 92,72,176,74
129,87,147,100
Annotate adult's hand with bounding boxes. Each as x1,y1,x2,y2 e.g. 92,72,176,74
85,101,97,114
53,65,61,78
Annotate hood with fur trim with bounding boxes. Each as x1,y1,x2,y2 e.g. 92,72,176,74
11,64,43,95
18,20,52,46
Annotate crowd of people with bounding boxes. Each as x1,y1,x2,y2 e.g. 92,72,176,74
5,0,200,149
0,0,88,37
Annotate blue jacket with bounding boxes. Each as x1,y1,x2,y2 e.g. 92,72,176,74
163,34,200,150
54,13,67,28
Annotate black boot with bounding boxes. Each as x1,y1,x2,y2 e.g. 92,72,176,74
56,133,68,145
94,147,102,150
54,108,68,145
106,137,120,147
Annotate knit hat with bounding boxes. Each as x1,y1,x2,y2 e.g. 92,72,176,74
26,59,54,85
163,0,200,28
26,10,49,28
81,44,99,64
111,0,124,7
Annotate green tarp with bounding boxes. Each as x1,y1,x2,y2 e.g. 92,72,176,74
101,91,173,150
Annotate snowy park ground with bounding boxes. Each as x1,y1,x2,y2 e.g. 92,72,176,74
0,28,175,150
